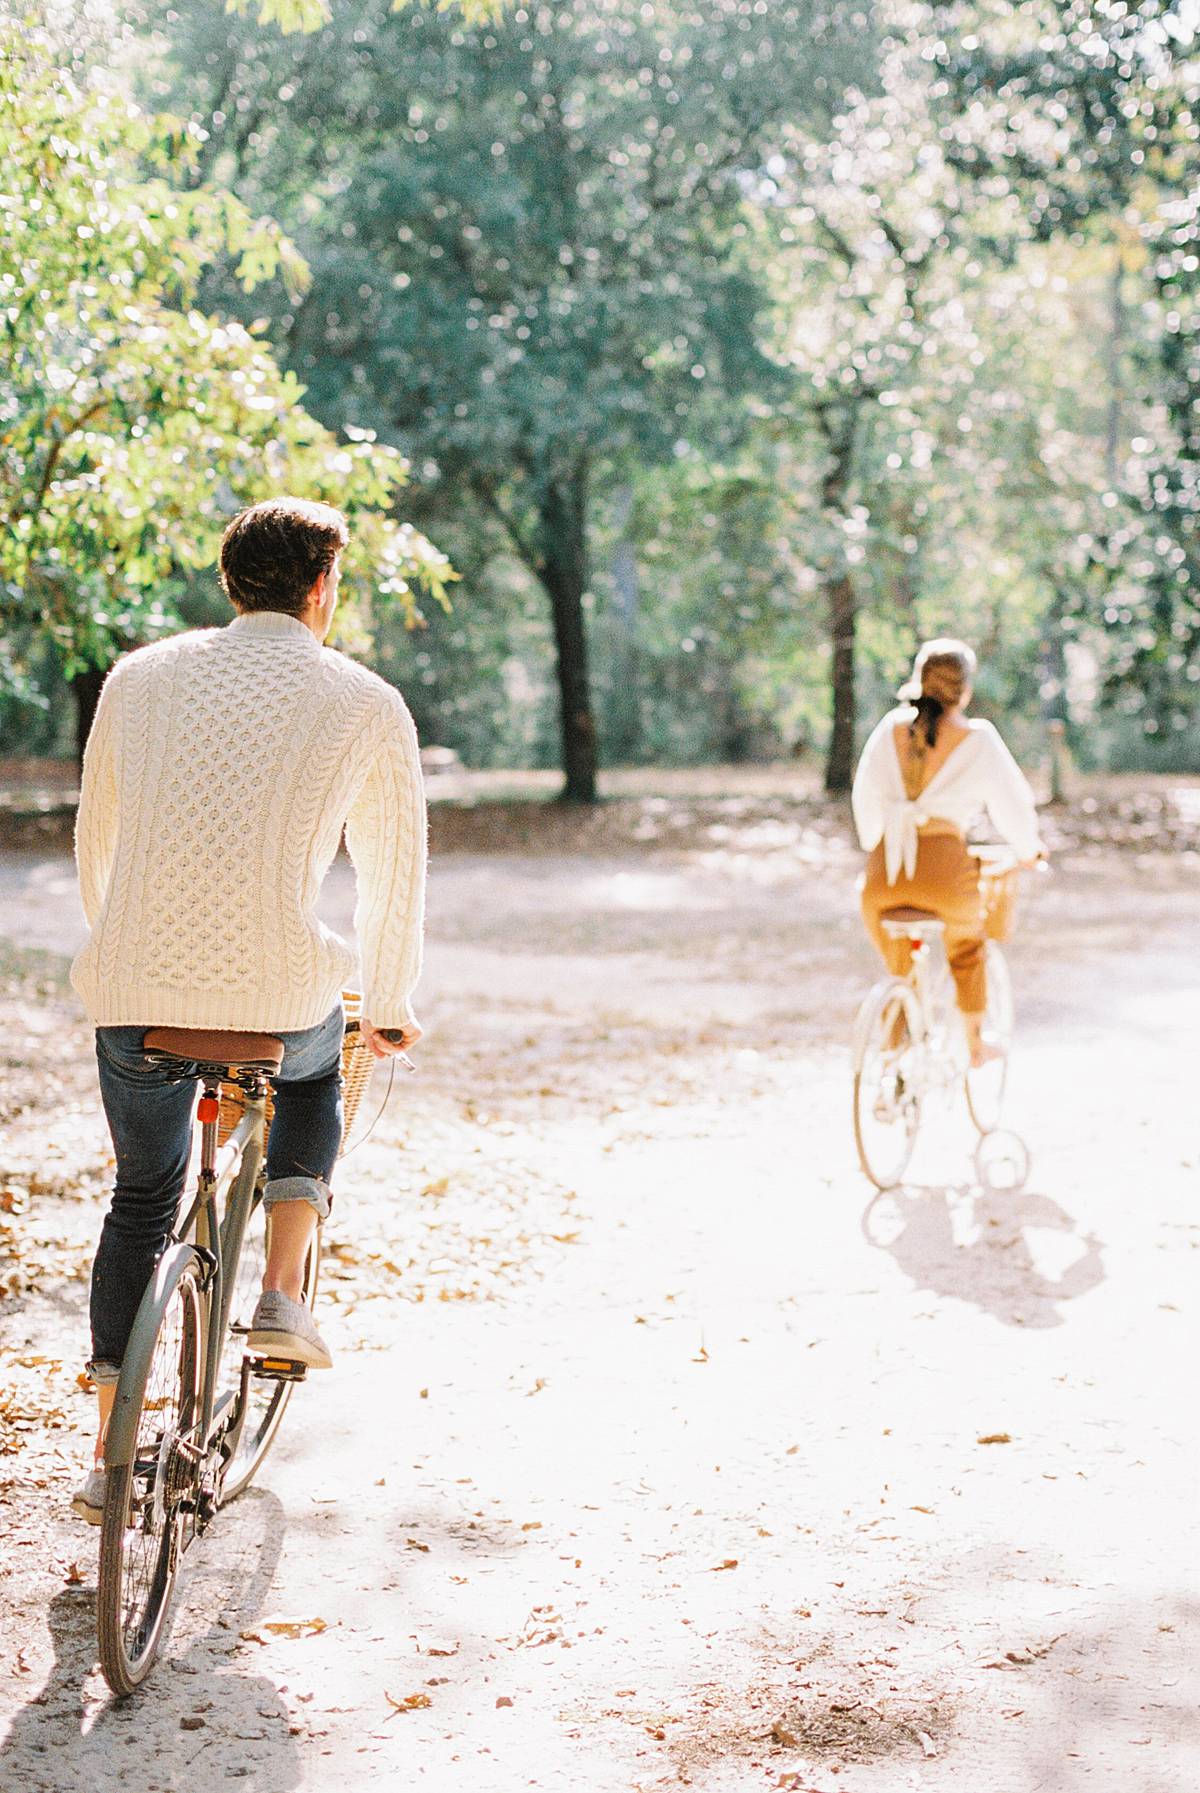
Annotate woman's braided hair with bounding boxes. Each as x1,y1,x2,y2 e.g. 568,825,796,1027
897,638,977,800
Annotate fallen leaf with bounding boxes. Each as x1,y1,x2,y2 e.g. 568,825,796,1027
982,1633,1064,1669
495,1696,513,1709
406,1538,430,1553
770,1720,802,1746
239,1616,328,1643
521,1522,542,1532
977,1432,1012,1445
421,1640,459,1658
385,1691,432,1714
62,1562,84,1586
709,1559,738,1572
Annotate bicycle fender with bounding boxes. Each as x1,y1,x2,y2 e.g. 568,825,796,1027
104,1242,203,1469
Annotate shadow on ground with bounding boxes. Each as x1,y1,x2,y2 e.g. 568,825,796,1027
0,1491,301,1793
862,1182,1105,1328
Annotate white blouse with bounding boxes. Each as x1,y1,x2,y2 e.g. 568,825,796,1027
851,707,1041,884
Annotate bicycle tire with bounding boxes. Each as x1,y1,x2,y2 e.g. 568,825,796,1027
852,978,923,1190
219,1197,320,1504
97,1247,204,1696
964,941,1013,1135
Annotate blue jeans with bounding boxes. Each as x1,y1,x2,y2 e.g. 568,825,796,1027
89,1007,344,1378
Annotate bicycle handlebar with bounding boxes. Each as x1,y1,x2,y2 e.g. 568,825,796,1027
968,844,1050,875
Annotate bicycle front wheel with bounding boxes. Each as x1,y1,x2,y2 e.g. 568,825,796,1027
219,1190,320,1503
853,979,923,1190
97,1246,204,1696
965,941,1013,1135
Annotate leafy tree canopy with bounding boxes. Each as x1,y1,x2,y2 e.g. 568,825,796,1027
152,0,875,795
1,13,453,709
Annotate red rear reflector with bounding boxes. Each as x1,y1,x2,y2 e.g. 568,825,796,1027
197,1096,220,1123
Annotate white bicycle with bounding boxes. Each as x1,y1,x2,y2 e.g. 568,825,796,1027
851,847,1031,1192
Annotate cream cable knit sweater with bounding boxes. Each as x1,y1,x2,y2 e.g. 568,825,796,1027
72,611,426,1032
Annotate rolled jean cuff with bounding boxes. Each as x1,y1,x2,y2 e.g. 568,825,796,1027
262,1175,331,1221
86,1360,122,1387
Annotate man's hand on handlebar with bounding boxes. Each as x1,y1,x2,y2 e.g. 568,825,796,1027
360,1017,423,1062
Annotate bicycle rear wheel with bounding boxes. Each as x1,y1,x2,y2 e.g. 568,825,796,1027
97,1247,203,1696
853,979,923,1190
219,1189,320,1503
965,941,1013,1135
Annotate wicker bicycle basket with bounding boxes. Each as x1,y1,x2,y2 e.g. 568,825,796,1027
216,990,377,1156
975,858,1021,943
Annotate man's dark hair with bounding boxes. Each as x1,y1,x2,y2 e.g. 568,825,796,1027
219,497,349,615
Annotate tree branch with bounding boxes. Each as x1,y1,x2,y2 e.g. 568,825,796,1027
473,476,539,569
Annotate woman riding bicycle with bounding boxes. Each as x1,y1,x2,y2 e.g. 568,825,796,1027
851,638,1044,1068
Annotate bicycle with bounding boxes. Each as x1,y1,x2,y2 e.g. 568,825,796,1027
93,1003,401,1695
851,846,1030,1193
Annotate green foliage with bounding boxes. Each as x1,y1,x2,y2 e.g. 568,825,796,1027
148,0,873,794
0,13,453,706
225,0,504,41
164,0,870,494
13,0,1199,774
927,0,1200,745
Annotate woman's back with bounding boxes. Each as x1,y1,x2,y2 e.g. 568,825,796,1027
891,717,972,797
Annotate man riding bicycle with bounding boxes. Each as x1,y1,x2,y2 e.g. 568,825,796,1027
70,497,426,1522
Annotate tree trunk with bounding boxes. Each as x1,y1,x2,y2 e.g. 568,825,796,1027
824,570,857,794
535,467,598,804
607,484,641,764
818,404,861,796
70,665,110,770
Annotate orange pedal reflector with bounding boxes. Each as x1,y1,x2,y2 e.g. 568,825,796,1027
197,1095,220,1123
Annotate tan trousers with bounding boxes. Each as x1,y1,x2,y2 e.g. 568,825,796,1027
861,829,987,1014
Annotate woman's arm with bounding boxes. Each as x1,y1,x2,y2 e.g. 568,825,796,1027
851,715,894,850
979,725,1043,861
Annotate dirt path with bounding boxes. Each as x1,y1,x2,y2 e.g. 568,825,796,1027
1,820,1198,1791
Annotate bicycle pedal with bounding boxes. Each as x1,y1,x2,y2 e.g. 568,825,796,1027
251,1356,309,1383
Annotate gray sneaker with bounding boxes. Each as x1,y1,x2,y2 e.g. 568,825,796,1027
247,1290,331,1369
72,1466,106,1525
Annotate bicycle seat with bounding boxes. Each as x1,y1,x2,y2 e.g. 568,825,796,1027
143,1027,285,1075
880,907,945,941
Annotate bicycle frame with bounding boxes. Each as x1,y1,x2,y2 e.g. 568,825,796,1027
900,937,964,1097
